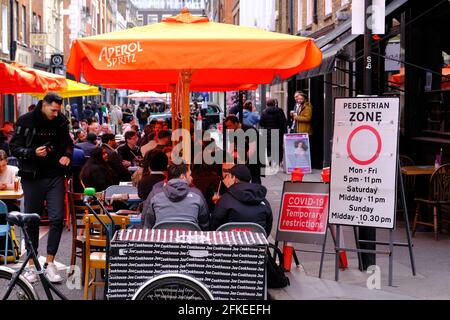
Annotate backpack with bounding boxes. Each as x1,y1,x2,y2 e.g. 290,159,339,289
266,243,290,289
0,226,20,264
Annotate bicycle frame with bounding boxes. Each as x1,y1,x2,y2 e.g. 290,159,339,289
2,223,67,300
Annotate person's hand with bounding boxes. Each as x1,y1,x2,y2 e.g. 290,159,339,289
212,193,220,204
122,160,131,168
59,156,71,166
36,146,47,157
0,183,7,190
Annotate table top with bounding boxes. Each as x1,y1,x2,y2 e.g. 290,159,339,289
401,166,435,176
0,189,24,199
106,193,142,203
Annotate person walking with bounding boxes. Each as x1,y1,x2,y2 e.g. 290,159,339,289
10,92,73,283
224,115,262,184
260,98,288,166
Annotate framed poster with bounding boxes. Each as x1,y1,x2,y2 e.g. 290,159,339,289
284,133,312,174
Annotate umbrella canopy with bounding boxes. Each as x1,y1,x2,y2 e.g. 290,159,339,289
127,91,171,100
31,79,100,99
0,62,67,94
390,65,450,89
66,8,322,90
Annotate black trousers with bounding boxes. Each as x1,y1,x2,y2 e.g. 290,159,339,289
22,176,65,256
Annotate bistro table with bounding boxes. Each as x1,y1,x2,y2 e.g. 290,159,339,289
401,165,435,176
0,189,24,200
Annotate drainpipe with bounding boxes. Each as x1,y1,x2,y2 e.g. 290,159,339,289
288,0,294,35
9,0,15,61
313,0,318,24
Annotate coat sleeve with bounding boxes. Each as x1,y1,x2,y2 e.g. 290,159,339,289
294,104,312,123
263,199,273,237
211,196,229,231
142,190,157,228
60,122,74,159
197,196,210,231
9,121,37,161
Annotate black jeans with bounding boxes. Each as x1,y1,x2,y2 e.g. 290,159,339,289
22,176,65,256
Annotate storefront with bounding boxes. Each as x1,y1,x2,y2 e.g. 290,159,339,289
294,0,450,169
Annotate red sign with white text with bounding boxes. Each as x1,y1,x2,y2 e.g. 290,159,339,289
278,192,329,234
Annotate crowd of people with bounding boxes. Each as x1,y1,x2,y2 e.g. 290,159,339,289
1,89,314,285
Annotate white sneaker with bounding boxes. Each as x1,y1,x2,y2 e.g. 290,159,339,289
23,268,38,284
44,262,63,283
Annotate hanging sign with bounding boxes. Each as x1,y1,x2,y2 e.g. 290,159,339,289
329,97,400,229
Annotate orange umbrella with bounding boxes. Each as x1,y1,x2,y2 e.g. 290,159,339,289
67,8,322,161
0,61,67,94
390,65,450,89
67,8,321,90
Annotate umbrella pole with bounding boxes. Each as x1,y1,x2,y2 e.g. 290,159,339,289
170,84,177,131
181,70,192,164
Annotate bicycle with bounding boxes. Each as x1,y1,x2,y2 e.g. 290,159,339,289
84,188,214,301
0,211,67,300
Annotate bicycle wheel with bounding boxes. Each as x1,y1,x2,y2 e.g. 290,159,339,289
0,270,36,300
132,274,214,300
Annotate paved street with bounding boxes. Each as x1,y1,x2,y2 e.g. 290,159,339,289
7,170,449,300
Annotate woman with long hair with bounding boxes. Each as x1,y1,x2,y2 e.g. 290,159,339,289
80,146,118,192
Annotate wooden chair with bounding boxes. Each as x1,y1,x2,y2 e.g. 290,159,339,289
67,190,104,284
83,214,129,300
413,164,450,240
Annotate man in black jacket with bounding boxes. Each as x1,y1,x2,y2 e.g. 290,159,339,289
10,92,73,284
101,133,131,182
211,165,273,236
260,98,288,166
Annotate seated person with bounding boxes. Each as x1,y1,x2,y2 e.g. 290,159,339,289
211,164,273,236
142,163,209,231
137,150,168,200
75,132,98,157
192,163,221,213
101,133,131,182
141,130,171,157
0,150,19,212
116,130,142,167
79,146,117,192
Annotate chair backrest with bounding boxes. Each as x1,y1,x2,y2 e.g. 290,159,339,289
429,164,450,202
153,221,201,231
105,185,138,199
0,200,8,225
216,222,267,237
68,191,104,239
84,214,130,249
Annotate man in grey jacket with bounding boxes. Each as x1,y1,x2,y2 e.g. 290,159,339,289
142,163,210,230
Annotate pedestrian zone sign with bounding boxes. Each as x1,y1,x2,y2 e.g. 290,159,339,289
329,97,400,229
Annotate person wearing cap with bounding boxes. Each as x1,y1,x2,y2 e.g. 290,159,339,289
211,164,273,236
75,132,98,157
